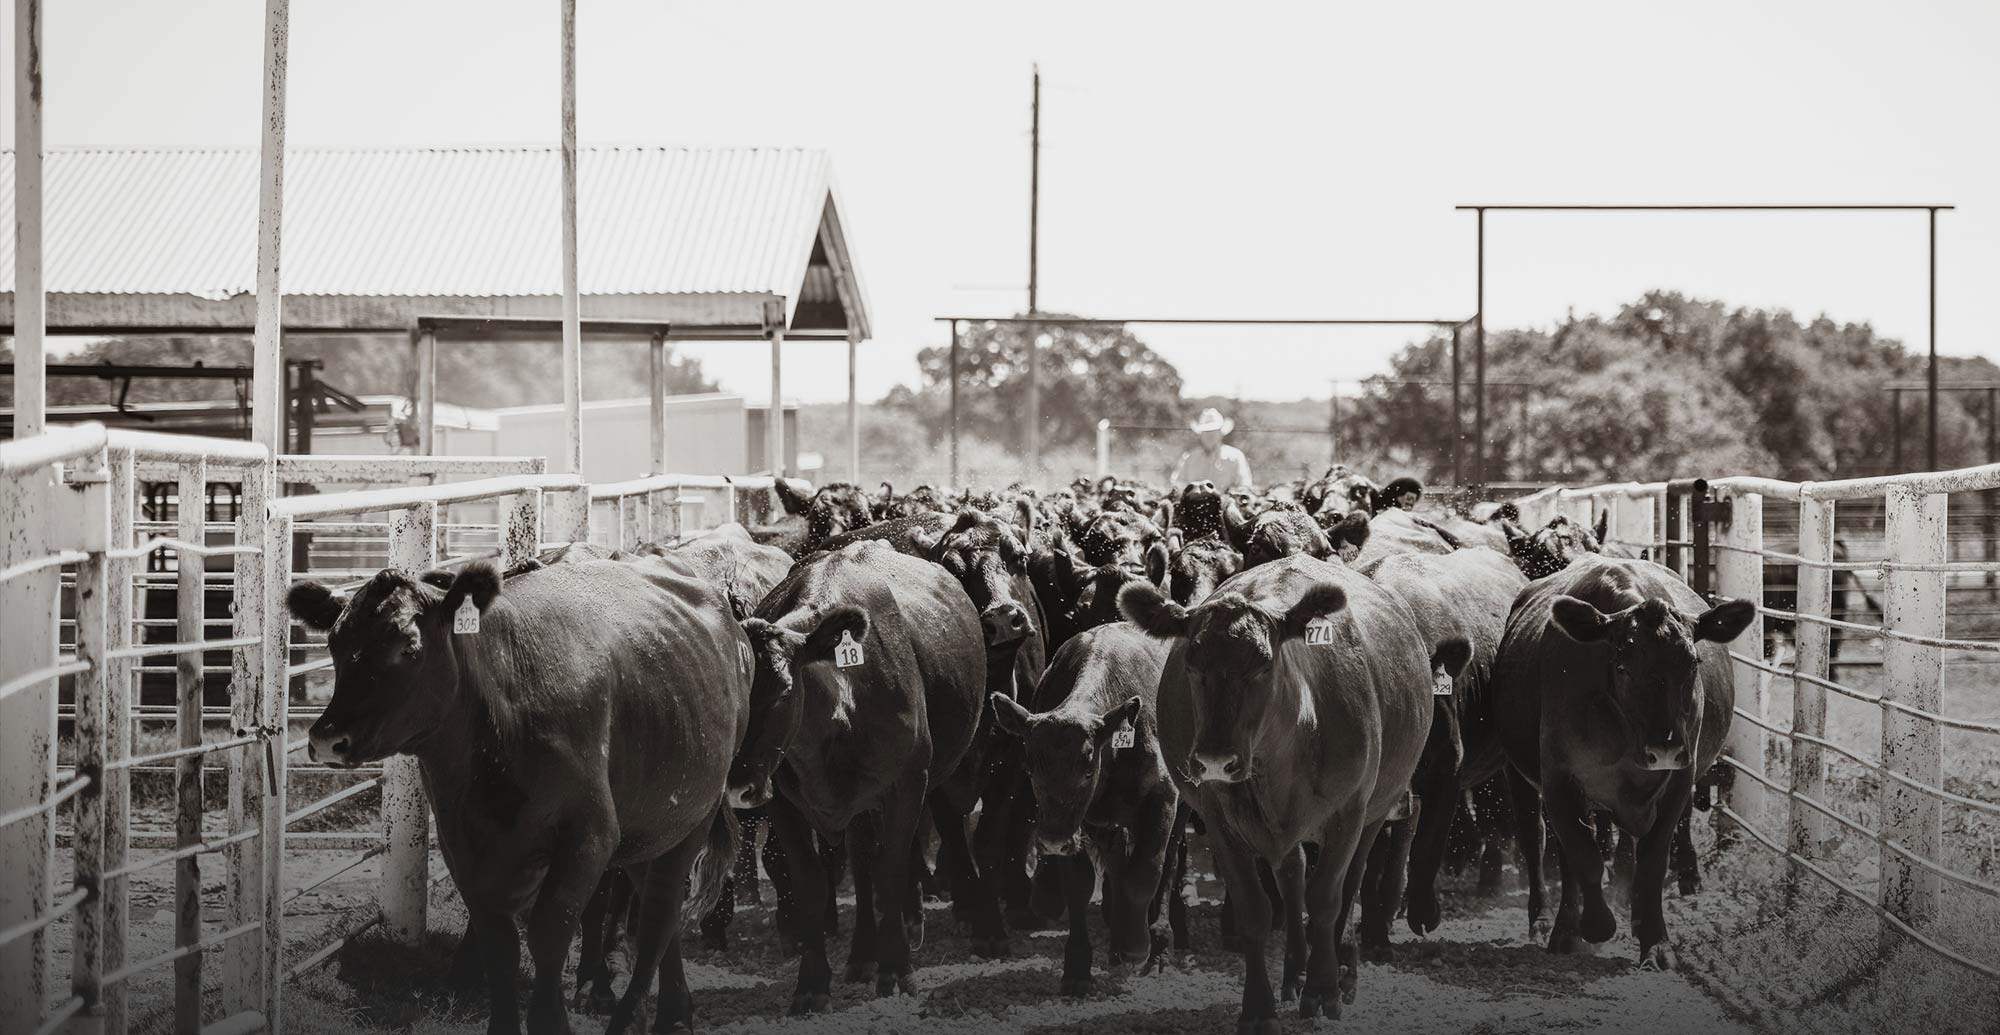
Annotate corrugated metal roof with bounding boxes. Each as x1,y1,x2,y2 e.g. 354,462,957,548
0,147,854,313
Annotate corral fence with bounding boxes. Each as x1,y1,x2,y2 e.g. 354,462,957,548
1513,468,2000,982
0,422,789,1035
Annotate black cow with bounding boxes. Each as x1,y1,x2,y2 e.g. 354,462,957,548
755,480,876,556
737,541,986,1010
1487,556,1752,966
1122,557,1467,1028
290,559,746,1035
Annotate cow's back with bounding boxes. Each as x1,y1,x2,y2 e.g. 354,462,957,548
1352,508,1458,568
1364,549,1523,699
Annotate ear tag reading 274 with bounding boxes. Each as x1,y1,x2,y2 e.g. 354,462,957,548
1112,723,1136,750
454,597,480,634
1304,617,1335,647
835,630,865,669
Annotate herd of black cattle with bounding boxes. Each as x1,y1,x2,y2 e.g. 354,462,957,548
285,466,1755,1035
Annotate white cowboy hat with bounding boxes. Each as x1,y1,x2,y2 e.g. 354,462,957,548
1188,408,1234,435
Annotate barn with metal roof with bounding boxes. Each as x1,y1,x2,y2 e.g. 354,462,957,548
0,146,871,475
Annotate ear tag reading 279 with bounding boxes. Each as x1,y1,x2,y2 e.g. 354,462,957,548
454,597,480,634
1304,617,1335,647
1111,723,1136,750
835,630,865,669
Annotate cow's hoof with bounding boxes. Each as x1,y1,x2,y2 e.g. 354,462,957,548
1638,944,1671,971
1279,976,1300,1003
1407,890,1441,936
787,991,831,1016
876,971,916,997
1338,963,1357,1005
843,959,875,984
1678,874,1701,897
970,936,1011,959
1529,916,1553,943
1548,923,1579,954
1060,973,1094,997
1359,939,1394,964
1299,988,1339,1020
1581,906,1617,944
1235,1016,1282,1035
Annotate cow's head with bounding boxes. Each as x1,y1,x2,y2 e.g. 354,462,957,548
991,691,1144,856
1067,547,1169,635
1169,537,1243,606
1119,579,1349,785
1303,466,1380,520
914,504,1039,647
1548,595,1754,771
289,561,504,767
1506,515,1601,580
1071,509,1161,575
731,605,870,807
1243,506,1333,568
805,482,876,546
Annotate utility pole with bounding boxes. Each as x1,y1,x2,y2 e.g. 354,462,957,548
1026,64,1042,477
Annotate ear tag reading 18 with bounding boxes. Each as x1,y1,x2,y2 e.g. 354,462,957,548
1112,723,1136,750
1433,673,1454,696
1304,617,1335,647
454,597,480,635
835,630,865,669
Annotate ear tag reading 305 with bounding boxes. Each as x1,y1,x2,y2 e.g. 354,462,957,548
835,630,865,669
1304,617,1335,647
454,597,480,634
1112,723,1136,750
1433,673,1454,696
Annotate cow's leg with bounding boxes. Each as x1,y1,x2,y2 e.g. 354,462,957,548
1165,802,1192,954
764,824,798,953
652,934,692,1035
1476,779,1511,895
1299,810,1371,1021
1333,823,1380,1006
736,809,765,904
822,836,846,936
1633,780,1694,970
843,815,880,983
1544,778,1612,952
1408,715,1461,934
1118,793,1176,972
573,873,619,1013
522,818,615,1035
1610,827,1638,906
1361,808,1416,961
975,746,1040,931
699,872,733,951
603,836,700,1035
770,793,833,1014
1277,846,1307,1002
1058,851,1097,996
470,908,522,1035
871,777,926,997
446,925,485,992
1506,768,1549,940
1209,825,1278,1035
1672,812,1701,896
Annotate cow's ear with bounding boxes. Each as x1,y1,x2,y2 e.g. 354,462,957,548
990,693,1033,737
1432,636,1473,681
1328,511,1370,562
1094,695,1144,745
774,478,812,516
741,617,807,667
800,605,869,661
1501,520,1530,555
1592,510,1609,546
1494,502,1521,524
418,567,458,591
440,559,503,616
1549,596,1611,642
1145,541,1170,589
287,581,348,631
1119,581,1191,639
909,523,943,557
1305,519,1334,560
1692,598,1756,643
1015,499,1037,543
1280,583,1348,640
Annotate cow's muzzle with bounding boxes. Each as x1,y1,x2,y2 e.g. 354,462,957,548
726,780,772,810
307,725,355,768
1189,750,1247,784
981,602,1033,646
1036,833,1082,857
1637,742,1690,771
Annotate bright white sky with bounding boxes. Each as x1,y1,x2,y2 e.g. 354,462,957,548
6,0,1996,405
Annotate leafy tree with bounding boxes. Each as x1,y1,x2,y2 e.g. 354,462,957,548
887,314,1185,452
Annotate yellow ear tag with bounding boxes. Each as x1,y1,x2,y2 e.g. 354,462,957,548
835,630,864,669
454,597,480,635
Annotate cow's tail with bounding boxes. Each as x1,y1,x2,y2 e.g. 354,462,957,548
682,805,740,930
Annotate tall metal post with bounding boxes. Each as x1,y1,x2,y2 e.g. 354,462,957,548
765,300,786,477
173,461,208,1035
1025,66,1042,478
558,0,584,475
1926,207,1938,471
1879,485,1944,949
1450,322,1463,486
948,320,961,488
1892,389,1904,472
103,453,136,1035
846,336,861,481
649,331,667,475
415,328,437,456
1473,208,1487,489
13,0,44,441
250,0,289,453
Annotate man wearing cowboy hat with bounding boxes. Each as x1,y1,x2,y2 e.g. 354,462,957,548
1171,408,1254,491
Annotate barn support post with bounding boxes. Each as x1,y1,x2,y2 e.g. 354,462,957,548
68,463,113,1034
505,489,542,568
558,0,583,476
1987,386,1997,599
1472,207,1487,491
381,504,438,947
948,320,961,488
173,460,208,1035
1790,492,1833,883
249,0,289,454
1714,492,1767,832
1449,322,1462,486
846,336,861,481
1879,485,1945,950
650,331,667,476
765,300,786,478
223,465,269,1018
102,452,136,1035
415,328,437,456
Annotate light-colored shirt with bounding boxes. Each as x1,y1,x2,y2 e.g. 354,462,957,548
1172,443,1253,491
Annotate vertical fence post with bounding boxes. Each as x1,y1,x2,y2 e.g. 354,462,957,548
102,452,135,1035
68,466,112,1032
258,507,289,1033
1,480,59,1026
224,465,269,1018
1879,485,1945,949
1611,487,1654,556
646,490,670,546
620,496,643,552
505,490,541,570
381,504,437,946
545,487,589,547
1790,491,1833,876
1714,491,1768,831
173,461,207,1035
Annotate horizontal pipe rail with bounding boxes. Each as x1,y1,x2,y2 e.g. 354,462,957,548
271,473,582,520
100,920,262,988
